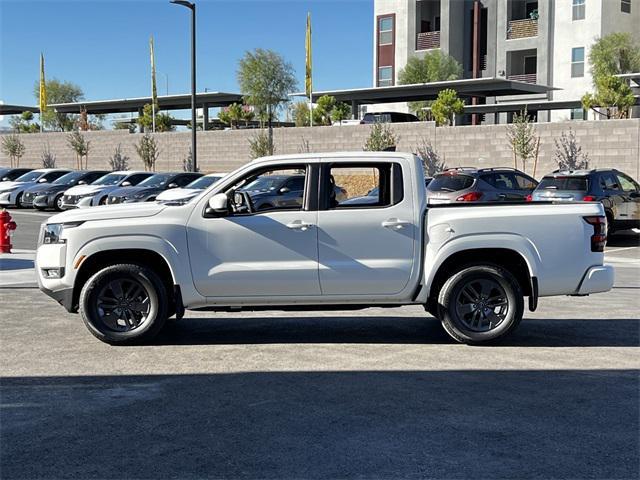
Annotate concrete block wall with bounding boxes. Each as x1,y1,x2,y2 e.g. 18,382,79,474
1,119,638,179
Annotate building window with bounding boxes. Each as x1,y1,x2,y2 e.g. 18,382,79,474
621,0,631,13
571,47,585,77
378,66,393,87
570,108,584,120
572,0,585,20
378,17,393,45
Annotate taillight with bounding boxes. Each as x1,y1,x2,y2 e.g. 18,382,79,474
456,191,483,202
525,194,533,202
583,195,596,201
583,216,607,252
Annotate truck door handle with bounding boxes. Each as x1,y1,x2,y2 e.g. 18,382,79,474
286,220,314,231
382,218,411,229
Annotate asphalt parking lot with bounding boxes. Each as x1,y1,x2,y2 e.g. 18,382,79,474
1,209,639,479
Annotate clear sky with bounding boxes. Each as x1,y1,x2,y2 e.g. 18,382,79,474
0,0,373,126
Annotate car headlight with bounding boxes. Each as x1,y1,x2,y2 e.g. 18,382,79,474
40,221,83,245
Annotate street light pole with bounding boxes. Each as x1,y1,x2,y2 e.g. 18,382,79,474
170,0,197,172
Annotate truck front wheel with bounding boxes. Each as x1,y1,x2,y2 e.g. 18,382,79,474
437,264,524,344
79,264,168,345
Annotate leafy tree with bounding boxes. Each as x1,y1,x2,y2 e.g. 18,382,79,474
588,33,640,80
291,102,310,127
241,105,255,126
582,33,640,119
138,104,174,132
218,103,244,129
66,131,90,169
363,123,398,151
398,51,463,118
582,75,635,119
506,109,539,173
1,135,26,167
554,129,589,171
109,144,130,171
313,95,336,125
414,139,446,176
9,111,40,133
237,49,297,154
134,134,160,171
33,79,84,131
248,131,274,159
41,142,56,168
330,102,351,125
430,89,464,126
114,121,137,133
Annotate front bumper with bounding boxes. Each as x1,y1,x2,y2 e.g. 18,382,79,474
39,284,75,312
576,265,615,295
0,191,15,206
33,194,54,208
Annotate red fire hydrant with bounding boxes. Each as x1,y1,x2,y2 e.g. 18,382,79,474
0,209,17,253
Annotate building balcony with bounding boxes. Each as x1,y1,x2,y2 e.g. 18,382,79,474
507,73,537,84
416,31,440,50
506,18,538,40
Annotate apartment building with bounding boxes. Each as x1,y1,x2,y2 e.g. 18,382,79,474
373,0,640,122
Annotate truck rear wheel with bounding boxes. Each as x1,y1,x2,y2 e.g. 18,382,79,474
437,264,524,344
79,264,168,345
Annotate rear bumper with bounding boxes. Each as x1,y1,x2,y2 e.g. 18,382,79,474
576,265,615,295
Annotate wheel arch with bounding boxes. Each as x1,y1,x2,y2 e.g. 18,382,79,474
72,248,177,313
425,247,536,314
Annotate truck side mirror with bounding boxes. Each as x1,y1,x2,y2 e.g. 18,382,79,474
208,193,228,214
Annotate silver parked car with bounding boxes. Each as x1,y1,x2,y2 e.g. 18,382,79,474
426,167,538,205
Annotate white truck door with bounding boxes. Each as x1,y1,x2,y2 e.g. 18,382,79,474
187,164,321,298
316,161,417,295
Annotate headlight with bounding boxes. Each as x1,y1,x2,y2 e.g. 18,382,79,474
40,222,83,245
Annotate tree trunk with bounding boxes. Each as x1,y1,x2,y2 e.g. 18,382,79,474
267,104,273,155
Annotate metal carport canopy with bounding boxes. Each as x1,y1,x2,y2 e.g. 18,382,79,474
49,91,244,114
292,77,555,104
0,104,40,115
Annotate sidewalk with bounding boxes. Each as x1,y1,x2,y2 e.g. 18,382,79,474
0,249,37,288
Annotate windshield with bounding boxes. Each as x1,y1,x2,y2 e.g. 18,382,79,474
92,173,127,186
242,176,284,191
538,177,588,191
428,174,475,192
186,176,222,190
53,171,86,185
138,173,173,188
14,171,45,182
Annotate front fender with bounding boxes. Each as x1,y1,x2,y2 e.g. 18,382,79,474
422,232,541,299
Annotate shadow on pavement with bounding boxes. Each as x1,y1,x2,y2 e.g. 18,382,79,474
1,370,637,479
607,231,640,247
154,316,640,348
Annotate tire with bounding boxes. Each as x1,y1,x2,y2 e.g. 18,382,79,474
15,192,23,209
605,211,615,241
99,196,108,206
53,194,64,212
437,264,524,344
79,263,169,345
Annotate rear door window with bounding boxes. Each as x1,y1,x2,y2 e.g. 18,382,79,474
480,173,517,190
538,176,588,191
428,174,475,192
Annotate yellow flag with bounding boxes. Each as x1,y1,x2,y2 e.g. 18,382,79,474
39,53,47,113
305,12,312,99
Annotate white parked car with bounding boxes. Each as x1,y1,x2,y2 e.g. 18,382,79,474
0,169,72,208
155,173,228,204
60,171,153,209
36,152,614,345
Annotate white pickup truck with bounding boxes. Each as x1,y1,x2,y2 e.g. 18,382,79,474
36,152,614,345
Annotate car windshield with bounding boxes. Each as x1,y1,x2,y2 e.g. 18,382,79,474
138,173,173,188
186,176,221,189
242,176,284,191
53,171,86,185
92,173,127,186
428,174,475,192
15,171,45,182
538,177,588,191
